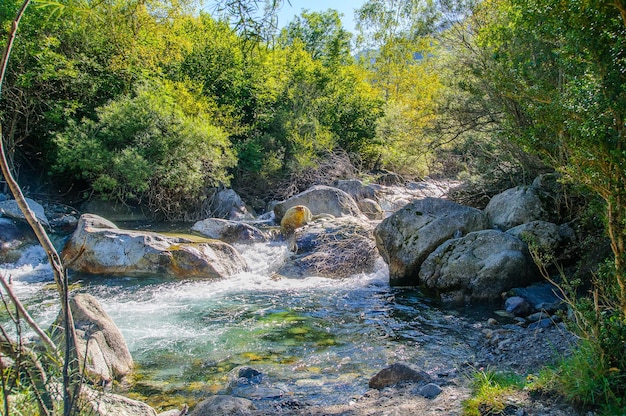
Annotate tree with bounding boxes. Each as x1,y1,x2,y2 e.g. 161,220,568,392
354,0,448,176
0,0,195,182
464,0,626,317
210,0,286,42
280,9,352,66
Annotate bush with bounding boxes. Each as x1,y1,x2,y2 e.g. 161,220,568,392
550,262,626,412
529,247,626,413
53,79,236,220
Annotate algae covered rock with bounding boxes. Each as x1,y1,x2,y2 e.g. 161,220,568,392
63,214,247,278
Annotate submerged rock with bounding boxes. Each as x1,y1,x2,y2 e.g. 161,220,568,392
63,214,248,278
369,362,431,389
188,395,256,416
374,198,489,286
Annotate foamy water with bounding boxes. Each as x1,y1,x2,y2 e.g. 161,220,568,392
1,240,480,408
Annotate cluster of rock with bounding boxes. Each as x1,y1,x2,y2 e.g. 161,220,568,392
374,175,574,303
159,362,448,416
0,174,577,415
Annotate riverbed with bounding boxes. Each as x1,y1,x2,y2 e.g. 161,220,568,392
2,239,491,412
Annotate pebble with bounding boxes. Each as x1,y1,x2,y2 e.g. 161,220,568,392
418,383,443,399
528,318,554,330
526,311,549,322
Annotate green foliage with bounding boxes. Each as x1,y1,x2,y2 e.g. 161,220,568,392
527,249,626,412
463,368,525,416
234,37,383,192
552,338,625,412
279,9,352,66
53,79,235,220
354,0,452,177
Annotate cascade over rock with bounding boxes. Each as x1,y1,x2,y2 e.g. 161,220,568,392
62,214,247,278
374,197,489,286
0,218,36,263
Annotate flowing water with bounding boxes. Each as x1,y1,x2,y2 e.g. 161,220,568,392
1,239,487,411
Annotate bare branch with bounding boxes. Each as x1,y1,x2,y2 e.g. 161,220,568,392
0,273,59,357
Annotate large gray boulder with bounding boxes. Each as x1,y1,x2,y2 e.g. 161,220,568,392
276,216,379,278
0,197,49,227
506,220,573,252
80,385,157,416
191,218,268,244
273,185,363,221
374,198,489,286
419,230,537,303
62,214,247,278
53,293,133,384
484,186,548,230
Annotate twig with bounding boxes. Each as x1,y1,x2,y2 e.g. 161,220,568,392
0,273,59,356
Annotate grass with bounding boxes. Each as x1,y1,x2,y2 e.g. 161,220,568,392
528,340,626,416
462,368,526,416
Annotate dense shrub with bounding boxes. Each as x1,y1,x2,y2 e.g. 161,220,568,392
53,79,236,220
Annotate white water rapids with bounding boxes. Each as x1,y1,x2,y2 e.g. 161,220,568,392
1,238,482,409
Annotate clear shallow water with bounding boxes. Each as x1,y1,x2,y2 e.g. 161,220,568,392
1,241,485,410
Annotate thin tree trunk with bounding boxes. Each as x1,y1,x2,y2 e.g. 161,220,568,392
607,197,626,318
0,1,80,415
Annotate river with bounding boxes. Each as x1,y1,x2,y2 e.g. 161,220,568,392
1,238,486,412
